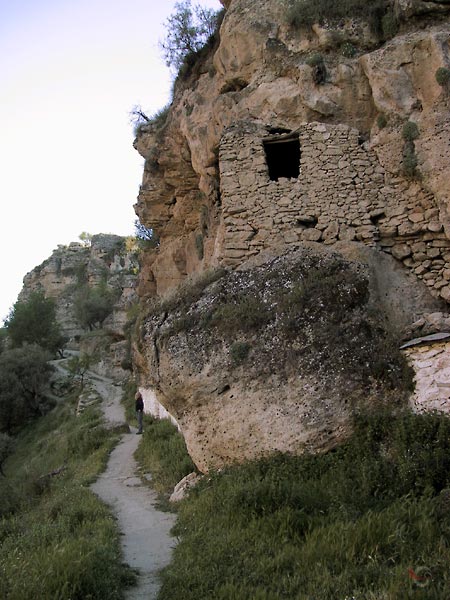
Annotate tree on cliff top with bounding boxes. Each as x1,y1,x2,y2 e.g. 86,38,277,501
5,291,65,356
160,0,220,71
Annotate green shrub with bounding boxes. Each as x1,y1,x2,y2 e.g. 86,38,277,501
131,103,171,137
341,42,356,58
402,121,419,141
0,344,54,433
195,233,204,260
158,410,450,599
305,53,324,67
381,10,398,39
286,0,389,36
151,267,227,316
230,341,251,365
305,53,326,84
160,1,222,71
74,283,117,330
211,296,272,334
435,67,450,87
403,140,418,178
377,113,388,129
0,432,14,475
5,291,65,355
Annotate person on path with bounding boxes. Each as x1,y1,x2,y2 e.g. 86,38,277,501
135,391,144,434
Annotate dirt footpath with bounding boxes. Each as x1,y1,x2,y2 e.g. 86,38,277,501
89,375,176,599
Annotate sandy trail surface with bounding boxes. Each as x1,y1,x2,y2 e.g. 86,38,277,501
88,373,176,600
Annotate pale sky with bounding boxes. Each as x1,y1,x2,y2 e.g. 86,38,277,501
0,0,222,321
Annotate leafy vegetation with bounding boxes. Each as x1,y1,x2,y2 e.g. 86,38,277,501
78,231,93,247
435,67,450,87
160,0,221,71
305,53,326,84
0,344,54,433
0,432,14,475
402,121,420,142
403,141,419,178
159,410,450,599
74,283,117,330
4,291,65,355
286,0,397,39
148,267,227,317
377,113,388,129
67,352,96,388
230,341,251,365
0,400,135,598
341,41,356,58
401,122,420,179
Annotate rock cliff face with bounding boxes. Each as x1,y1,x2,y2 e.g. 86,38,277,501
134,0,450,297
21,234,139,379
133,0,450,470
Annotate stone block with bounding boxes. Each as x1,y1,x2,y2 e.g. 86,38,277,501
427,248,442,259
432,239,450,248
225,249,248,259
414,265,427,276
408,212,424,223
412,241,426,252
338,226,356,241
391,244,412,260
323,222,339,240
425,208,439,220
302,228,322,242
440,286,450,302
398,222,422,236
378,225,397,237
428,222,443,233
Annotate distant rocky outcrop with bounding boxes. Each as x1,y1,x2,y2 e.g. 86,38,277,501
20,234,139,380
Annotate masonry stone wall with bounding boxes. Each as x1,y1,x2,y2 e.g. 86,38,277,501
219,120,450,304
404,340,450,414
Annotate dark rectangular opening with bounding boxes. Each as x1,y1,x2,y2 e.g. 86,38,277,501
263,134,300,181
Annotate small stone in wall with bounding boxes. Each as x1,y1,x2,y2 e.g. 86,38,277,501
391,244,412,260
302,228,322,242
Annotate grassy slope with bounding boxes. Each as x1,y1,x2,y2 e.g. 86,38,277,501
143,410,450,600
0,397,135,600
